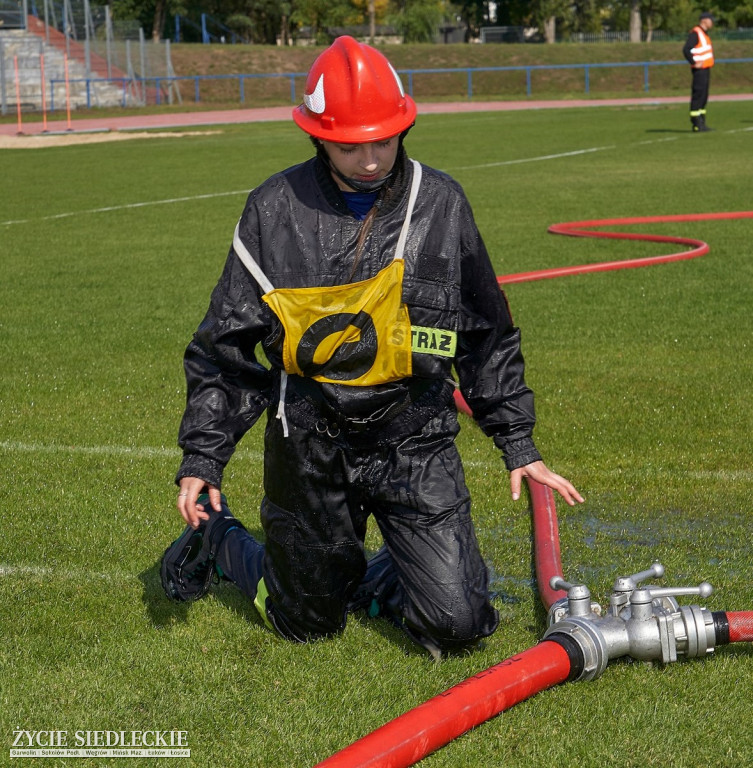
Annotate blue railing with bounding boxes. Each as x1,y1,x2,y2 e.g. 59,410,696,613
48,58,753,110
400,58,753,97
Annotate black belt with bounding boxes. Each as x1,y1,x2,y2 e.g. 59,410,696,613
277,378,455,447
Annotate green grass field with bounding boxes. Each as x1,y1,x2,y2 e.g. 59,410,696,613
2,100,752,767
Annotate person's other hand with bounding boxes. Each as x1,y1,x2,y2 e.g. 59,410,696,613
510,461,584,506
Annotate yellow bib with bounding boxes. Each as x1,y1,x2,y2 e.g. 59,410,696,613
263,259,412,385
232,159,423,388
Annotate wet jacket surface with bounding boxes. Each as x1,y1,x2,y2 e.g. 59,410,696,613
177,149,541,487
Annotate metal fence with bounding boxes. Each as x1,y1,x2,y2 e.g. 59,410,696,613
567,28,753,43
480,25,753,44
40,57,752,112
413,58,753,98
0,0,179,114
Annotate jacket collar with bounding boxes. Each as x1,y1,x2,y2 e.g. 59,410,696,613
313,147,412,220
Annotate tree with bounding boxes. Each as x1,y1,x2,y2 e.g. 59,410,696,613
108,0,153,33
493,0,534,25
451,0,490,40
291,0,366,43
244,0,290,44
637,0,694,40
571,0,604,34
152,0,167,41
225,13,255,43
714,0,753,26
529,0,570,42
628,0,641,41
389,0,444,42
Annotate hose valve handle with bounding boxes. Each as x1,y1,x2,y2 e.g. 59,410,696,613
643,582,713,602
549,577,597,618
549,577,577,592
630,581,714,610
613,562,665,593
546,565,719,679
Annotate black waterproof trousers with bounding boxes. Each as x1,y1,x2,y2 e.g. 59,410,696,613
690,68,711,114
218,405,500,654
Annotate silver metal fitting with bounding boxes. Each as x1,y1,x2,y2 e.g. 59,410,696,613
543,563,715,681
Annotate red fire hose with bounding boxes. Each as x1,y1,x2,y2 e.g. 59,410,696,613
529,479,567,611
316,213,753,768
727,612,753,643
314,641,571,768
498,211,753,285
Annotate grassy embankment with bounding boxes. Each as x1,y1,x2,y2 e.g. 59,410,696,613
2,39,751,125
166,39,753,106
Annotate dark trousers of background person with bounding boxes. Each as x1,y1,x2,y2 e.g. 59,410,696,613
690,68,711,130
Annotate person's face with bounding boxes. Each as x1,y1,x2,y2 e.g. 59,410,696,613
320,135,400,191
701,17,713,30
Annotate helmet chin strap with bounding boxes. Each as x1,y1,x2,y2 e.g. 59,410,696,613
314,140,395,193
332,166,393,193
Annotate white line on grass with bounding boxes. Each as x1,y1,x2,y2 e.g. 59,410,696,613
636,137,679,145
2,148,615,227
3,441,751,485
5,126,750,228
0,439,264,463
0,563,129,581
687,469,753,482
0,439,178,458
0,189,250,227
449,145,615,171
3,441,751,482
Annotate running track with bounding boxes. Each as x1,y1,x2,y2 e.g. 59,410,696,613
3,93,753,137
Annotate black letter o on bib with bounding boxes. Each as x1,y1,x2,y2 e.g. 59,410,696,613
297,312,377,380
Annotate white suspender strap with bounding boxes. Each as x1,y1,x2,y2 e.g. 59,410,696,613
276,371,289,437
232,222,275,294
233,162,422,283
394,159,422,262
231,222,289,435
231,161,422,439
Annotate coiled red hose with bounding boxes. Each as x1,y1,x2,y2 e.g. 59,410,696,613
498,211,753,284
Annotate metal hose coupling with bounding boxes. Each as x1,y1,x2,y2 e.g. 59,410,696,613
542,563,718,682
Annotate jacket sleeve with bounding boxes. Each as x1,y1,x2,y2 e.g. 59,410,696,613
683,31,698,64
454,199,542,471
176,214,274,488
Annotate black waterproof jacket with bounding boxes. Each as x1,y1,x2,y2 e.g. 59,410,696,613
177,150,541,487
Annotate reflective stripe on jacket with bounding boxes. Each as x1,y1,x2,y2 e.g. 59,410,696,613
690,26,714,68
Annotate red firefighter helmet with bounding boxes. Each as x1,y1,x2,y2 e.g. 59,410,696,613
292,36,417,143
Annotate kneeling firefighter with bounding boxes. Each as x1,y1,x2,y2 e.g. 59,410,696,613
161,36,583,657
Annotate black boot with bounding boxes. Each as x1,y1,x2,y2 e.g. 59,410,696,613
698,114,712,132
160,494,247,602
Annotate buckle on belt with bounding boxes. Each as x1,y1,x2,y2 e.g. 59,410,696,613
315,419,341,439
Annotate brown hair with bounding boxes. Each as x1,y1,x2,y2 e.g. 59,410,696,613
349,202,381,281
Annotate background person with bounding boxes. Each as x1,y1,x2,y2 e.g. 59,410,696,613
161,36,583,658
683,12,715,132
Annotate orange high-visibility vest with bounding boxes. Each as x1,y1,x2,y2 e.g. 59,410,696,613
691,26,714,68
